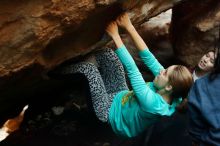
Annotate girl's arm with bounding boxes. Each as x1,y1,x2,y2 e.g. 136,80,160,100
117,20,147,52
115,45,161,110
138,49,164,76
117,13,164,76
106,22,159,110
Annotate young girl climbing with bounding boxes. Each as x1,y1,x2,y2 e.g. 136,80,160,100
60,13,193,138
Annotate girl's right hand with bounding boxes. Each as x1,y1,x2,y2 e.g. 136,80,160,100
106,21,119,39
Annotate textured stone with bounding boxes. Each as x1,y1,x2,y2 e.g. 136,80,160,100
0,0,186,121
170,0,220,67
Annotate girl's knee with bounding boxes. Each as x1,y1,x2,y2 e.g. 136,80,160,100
104,48,116,57
62,61,98,75
104,47,114,53
96,48,118,61
75,62,97,70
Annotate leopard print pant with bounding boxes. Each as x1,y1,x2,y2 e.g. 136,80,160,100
61,48,128,122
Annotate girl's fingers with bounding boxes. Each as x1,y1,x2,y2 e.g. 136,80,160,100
117,14,127,24
106,22,115,29
106,21,118,33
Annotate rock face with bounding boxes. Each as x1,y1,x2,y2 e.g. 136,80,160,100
0,0,180,77
1,0,220,124
105,9,173,82
171,0,220,67
0,0,182,121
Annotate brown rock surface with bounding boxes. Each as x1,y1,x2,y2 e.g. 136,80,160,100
0,0,180,77
0,0,182,120
171,0,220,67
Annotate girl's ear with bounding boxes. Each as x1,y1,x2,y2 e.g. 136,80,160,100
165,84,173,92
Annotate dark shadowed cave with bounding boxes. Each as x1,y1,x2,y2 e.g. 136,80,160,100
0,0,220,145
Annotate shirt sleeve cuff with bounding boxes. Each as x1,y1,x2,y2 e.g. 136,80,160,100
138,48,150,57
115,45,127,54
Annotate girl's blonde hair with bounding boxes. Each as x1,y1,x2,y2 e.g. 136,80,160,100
169,65,193,99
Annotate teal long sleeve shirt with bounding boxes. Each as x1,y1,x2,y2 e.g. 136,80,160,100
108,45,181,138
